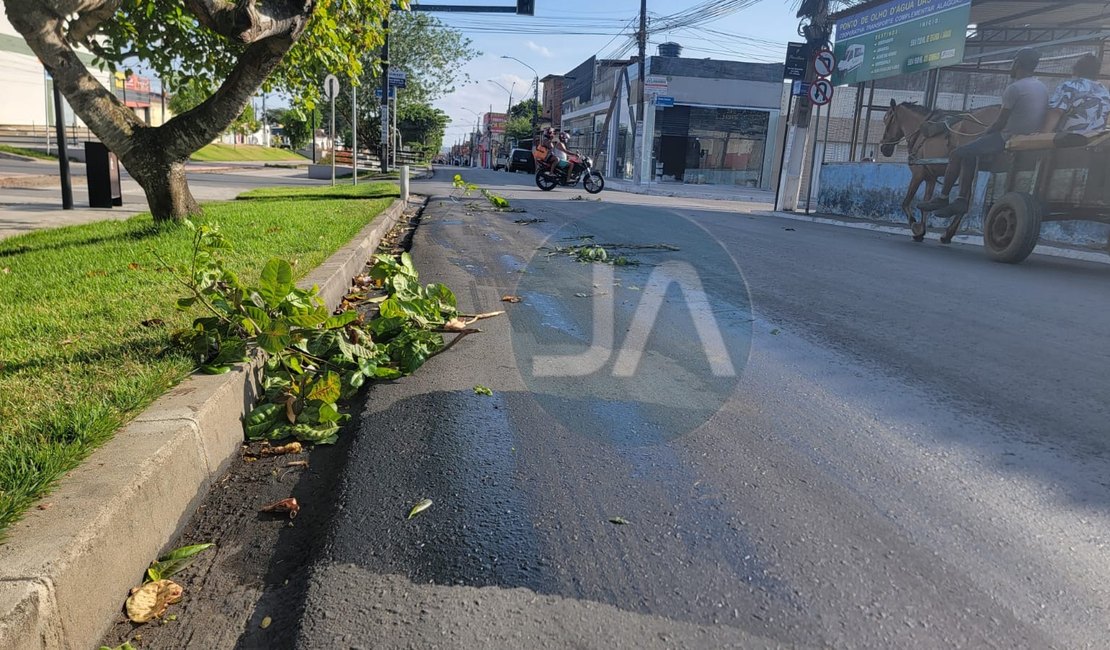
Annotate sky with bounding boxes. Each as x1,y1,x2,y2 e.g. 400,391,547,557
424,0,806,146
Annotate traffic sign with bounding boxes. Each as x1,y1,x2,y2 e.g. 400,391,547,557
813,48,835,78
654,96,675,107
388,70,407,88
374,88,396,99
809,78,834,106
792,80,811,97
784,42,808,80
323,74,340,101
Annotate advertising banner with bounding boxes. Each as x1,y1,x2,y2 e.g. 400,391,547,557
832,0,971,86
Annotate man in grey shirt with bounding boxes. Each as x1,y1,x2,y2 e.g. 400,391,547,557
920,48,1049,218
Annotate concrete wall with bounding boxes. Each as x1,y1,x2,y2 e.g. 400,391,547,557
816,162,1110,250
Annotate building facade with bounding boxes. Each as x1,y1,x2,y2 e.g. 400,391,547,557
559,46,785,190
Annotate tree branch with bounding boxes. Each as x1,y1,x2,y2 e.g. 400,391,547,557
159,34,300,159
183,0,316,44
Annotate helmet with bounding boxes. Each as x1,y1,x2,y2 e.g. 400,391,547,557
559,131,569,143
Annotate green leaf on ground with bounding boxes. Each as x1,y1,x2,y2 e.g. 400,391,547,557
473,385,493,396
145,543,214,582
407,498,433,519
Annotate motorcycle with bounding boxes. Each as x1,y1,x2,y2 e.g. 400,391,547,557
535,152,605,194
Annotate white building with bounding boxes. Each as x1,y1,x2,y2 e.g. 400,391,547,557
0,14,113,131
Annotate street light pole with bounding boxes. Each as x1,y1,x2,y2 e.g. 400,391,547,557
501,55,539,142
488,79,515,154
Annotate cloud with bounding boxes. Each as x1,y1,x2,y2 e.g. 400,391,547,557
526,41,554,58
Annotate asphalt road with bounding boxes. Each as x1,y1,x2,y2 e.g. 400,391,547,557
285,167,1110,649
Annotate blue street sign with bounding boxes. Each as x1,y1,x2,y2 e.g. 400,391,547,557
374,88,397,99
655,96,675,107
792,81,810,97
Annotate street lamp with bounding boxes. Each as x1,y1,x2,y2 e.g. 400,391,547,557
501,55,539,140
488,79,515,153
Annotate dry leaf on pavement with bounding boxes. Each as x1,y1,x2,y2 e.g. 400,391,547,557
501,295,522,303
261,442,303,457
260,497,300,519
125,579,184,623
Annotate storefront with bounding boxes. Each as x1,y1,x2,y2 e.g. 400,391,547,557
653,105,771,187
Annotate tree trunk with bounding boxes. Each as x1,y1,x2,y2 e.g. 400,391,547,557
6,1,304,222
129,160,201,221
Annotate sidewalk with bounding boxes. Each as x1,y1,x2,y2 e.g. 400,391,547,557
606,178,774,204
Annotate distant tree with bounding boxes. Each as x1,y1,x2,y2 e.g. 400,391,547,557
397,103,449,160
510,98,541,121
266,107,319,150
504,116,534,145
230,104,261,142
338,10,479,154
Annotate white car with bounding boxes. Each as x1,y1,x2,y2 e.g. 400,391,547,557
839,44,865,73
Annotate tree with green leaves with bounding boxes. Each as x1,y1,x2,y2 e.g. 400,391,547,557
397,103,449,161
339,10,478,154
510,98,540,121
3,0,401,221
266,107,319,151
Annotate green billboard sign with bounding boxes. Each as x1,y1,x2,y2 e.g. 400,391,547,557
832,0,971,86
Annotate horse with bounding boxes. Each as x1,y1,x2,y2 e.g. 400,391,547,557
879,100,1001,242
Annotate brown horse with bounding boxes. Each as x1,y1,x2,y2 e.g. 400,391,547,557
879,100,1001,241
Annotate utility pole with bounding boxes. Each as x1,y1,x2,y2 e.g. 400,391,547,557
51,79,72,210
633,0,647,185
781,0,831,211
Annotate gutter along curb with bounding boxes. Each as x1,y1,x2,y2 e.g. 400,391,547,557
0,197,408,650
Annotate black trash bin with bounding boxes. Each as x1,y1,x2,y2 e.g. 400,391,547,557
85,141,122,208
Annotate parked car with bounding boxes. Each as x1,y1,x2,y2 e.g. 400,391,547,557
493,152,509,171
508,148,536,174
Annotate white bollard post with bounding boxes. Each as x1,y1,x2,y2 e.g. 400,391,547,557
400,164,410,202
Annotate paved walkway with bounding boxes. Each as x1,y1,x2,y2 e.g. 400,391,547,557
0,166,324,241
606,178,774,204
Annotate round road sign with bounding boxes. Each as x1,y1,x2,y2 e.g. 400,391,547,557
323,74,340,101
813,48,836,78
809,78,834,106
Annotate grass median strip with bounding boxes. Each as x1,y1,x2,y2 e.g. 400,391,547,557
0,144,56,160
0,181,398,536
191,143,308,163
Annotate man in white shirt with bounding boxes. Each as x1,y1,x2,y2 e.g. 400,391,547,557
919,48,1048,218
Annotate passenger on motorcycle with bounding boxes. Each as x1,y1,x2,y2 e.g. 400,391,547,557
552,131,574,176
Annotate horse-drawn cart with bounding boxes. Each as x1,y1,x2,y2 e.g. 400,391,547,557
979,131,1110,263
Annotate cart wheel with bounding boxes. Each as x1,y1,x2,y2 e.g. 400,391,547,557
983,192,1041,264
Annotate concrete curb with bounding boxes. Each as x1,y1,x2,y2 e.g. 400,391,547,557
754,210,1110,267
0,197,408,650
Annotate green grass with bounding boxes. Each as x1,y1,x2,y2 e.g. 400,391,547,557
191,143,308,163
0,181,398,535
0,144,56,160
